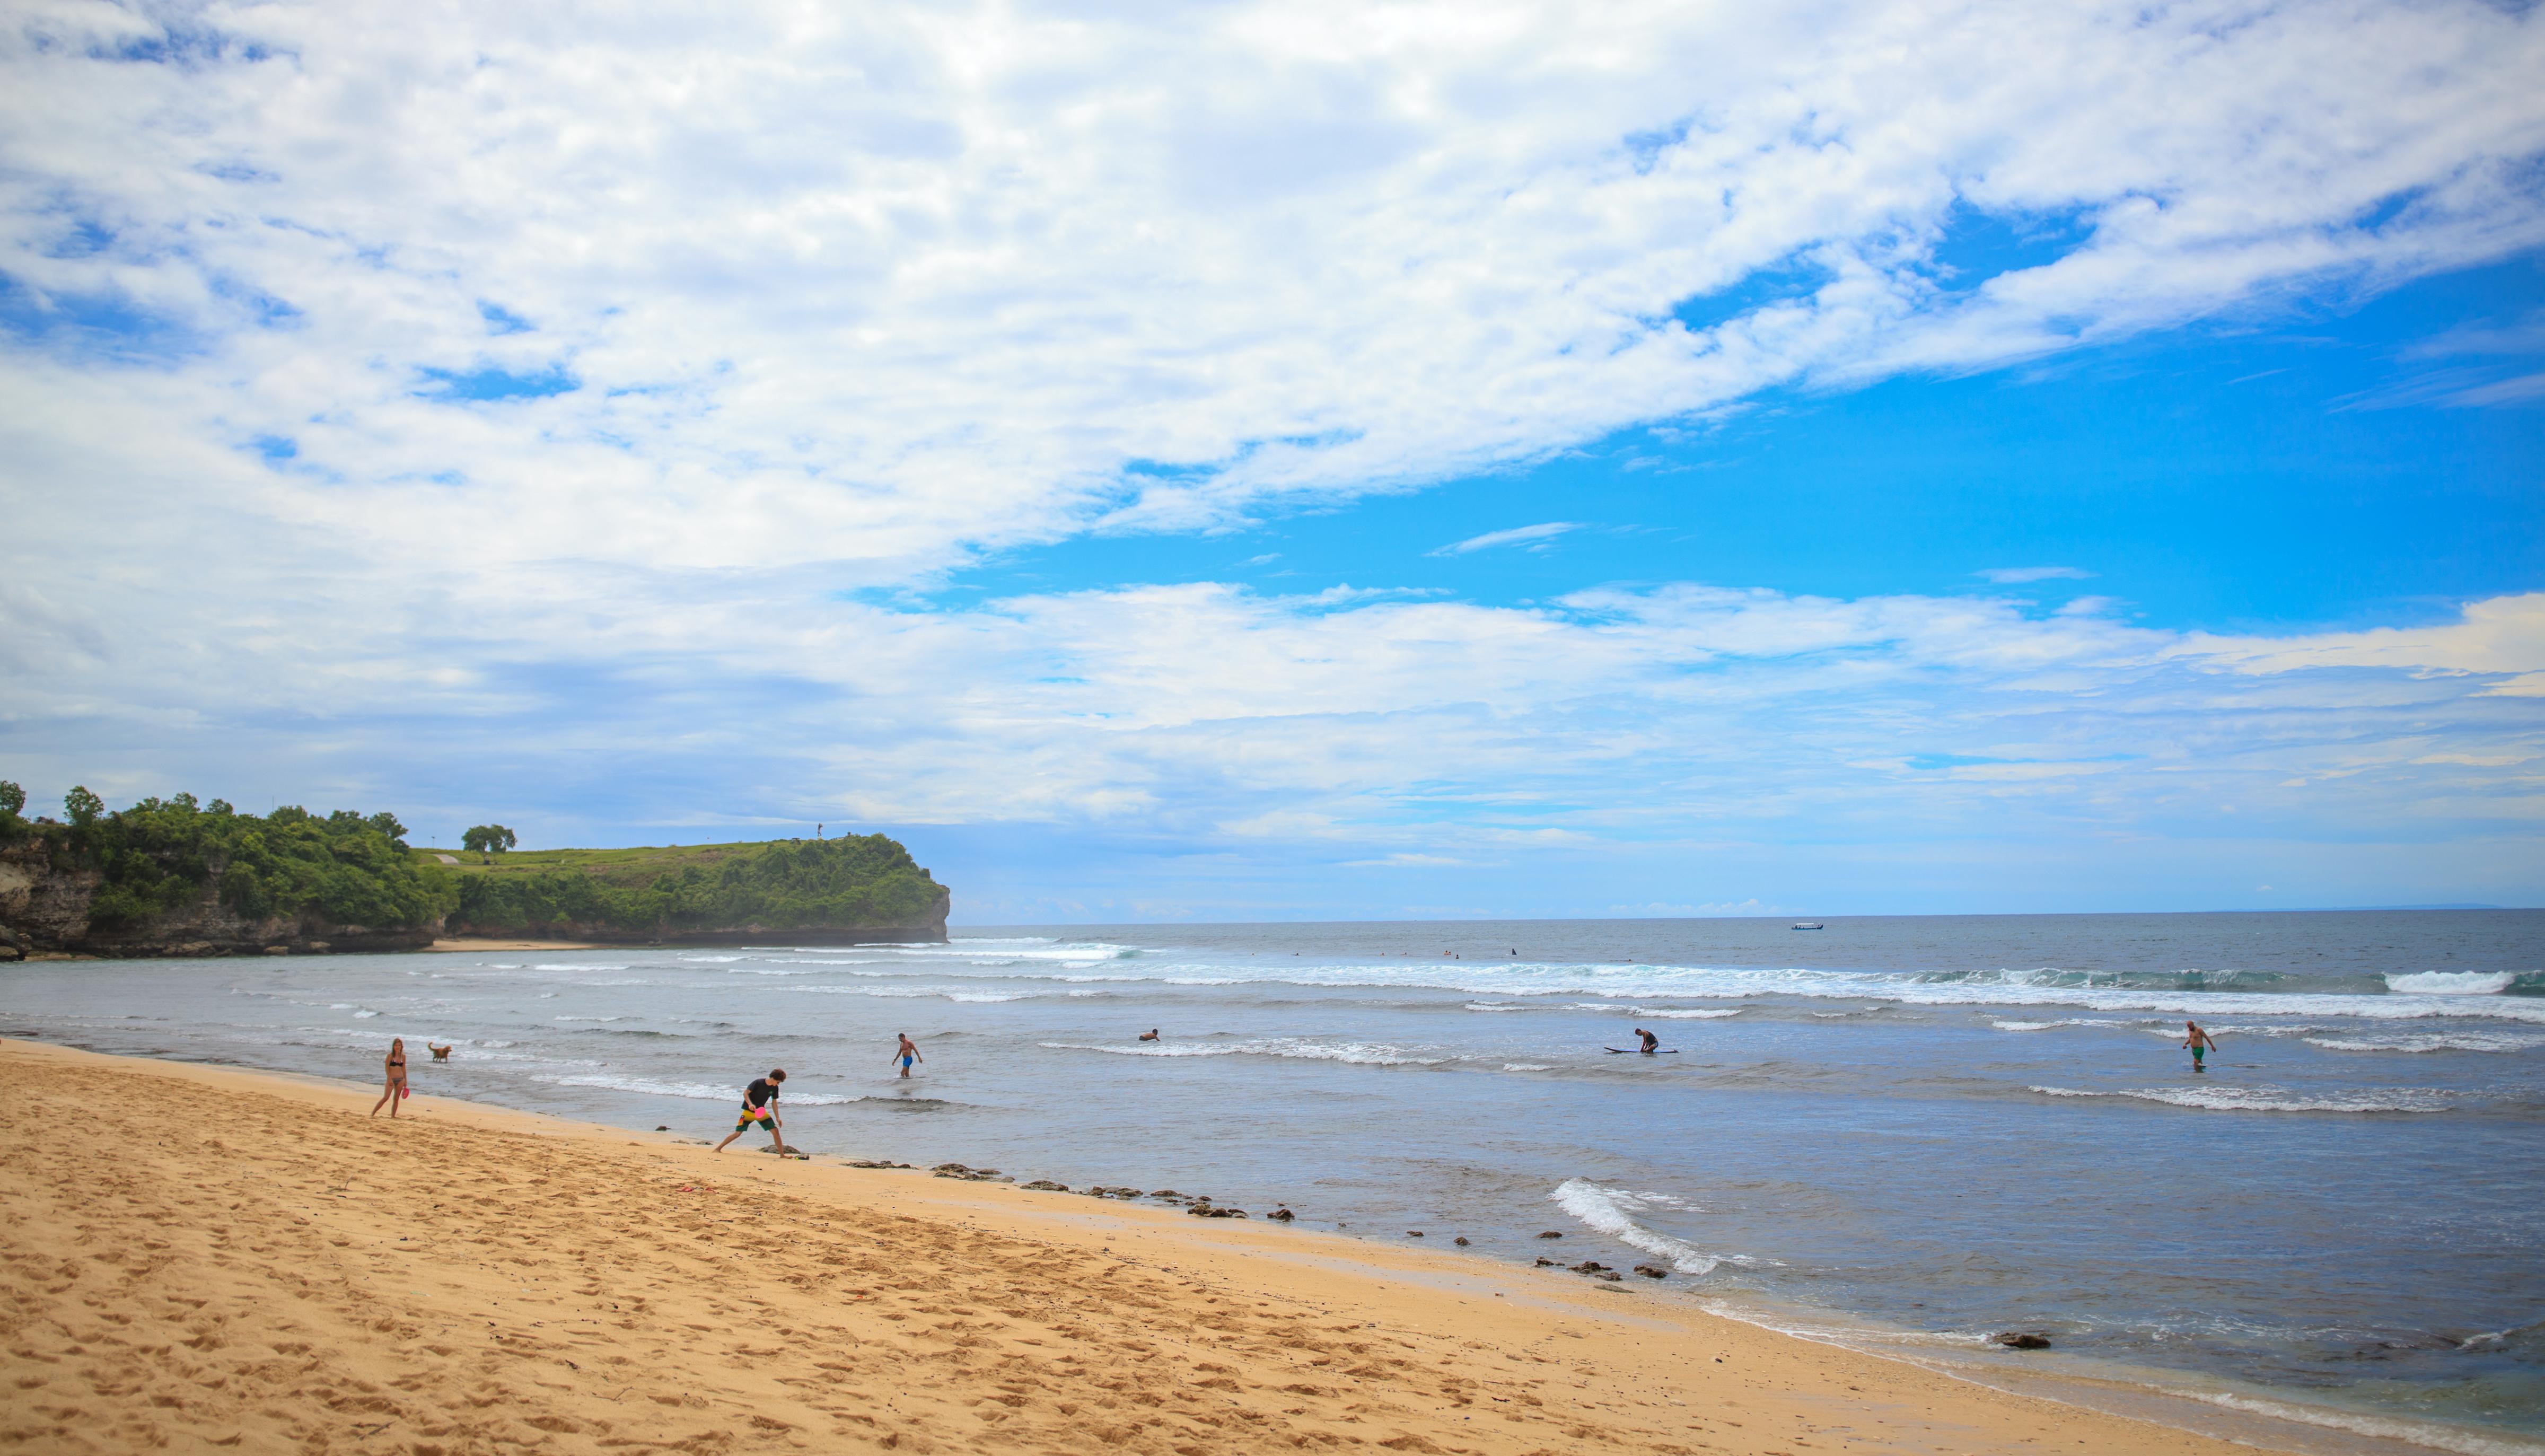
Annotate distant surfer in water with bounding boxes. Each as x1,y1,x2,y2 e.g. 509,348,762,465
1635,1028,1660,1055
892,1033,924,1078
1137,1029,1160,1042
2182,1021,2219,1073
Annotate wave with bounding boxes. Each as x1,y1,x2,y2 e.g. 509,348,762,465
1503,1063,1554,1071
2305,1031,2545,1054
540,1074,861,1106
2383,971,2519,995
1039,1038,1448,1066
2184,1391,2545,1456
531,963,631,971
1549,1179,1728,1275
1566,1003,1744,1019
2031,1084,2453,1113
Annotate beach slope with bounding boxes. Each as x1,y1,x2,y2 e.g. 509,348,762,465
0,1039,2252,1454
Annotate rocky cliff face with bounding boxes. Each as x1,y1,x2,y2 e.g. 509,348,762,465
0,844,437,961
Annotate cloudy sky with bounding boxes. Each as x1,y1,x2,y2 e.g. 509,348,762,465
3,0,2541,920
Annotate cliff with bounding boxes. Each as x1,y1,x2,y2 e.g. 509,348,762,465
0,791,950,960
437,835,950,944
0,794,449,960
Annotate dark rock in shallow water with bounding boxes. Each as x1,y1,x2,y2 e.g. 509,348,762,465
1188,1206,1248,1218
656,1125,670,1131
1407,1231,1424,1238
1633,1264,1668,1279
1537,1231,1565,1239
1268,1207,1294,1222
1535,1257,1558,1267
929,1162,1007,1181
1994,1332,2052,1350
1454,1236,1470,1246
1023,1180,1068,1191
1595,1271,1623,1282
846,1159,914,1169
759,1144,805,1156
1148,1189,1180,1198
1571,1261,1609,1274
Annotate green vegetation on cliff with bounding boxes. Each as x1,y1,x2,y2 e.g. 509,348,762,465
434,835,944,935
5,784,452,932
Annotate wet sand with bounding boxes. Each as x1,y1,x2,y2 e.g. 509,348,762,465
0,1038,2277,1454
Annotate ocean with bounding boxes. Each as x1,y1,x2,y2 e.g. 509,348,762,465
5,911,2540,1453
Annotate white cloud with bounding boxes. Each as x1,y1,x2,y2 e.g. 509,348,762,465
1431,522,1580,556
1975,566,2094,584
3,0,2541,584
5,0,2544,911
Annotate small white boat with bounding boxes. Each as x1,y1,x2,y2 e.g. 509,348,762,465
1791,922,1824,931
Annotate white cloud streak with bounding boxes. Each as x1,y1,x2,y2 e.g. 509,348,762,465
1432,522,1580,556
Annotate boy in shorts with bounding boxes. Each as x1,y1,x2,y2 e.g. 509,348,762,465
715,1068,787,1152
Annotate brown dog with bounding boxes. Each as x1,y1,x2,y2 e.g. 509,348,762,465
427,1043,452,1062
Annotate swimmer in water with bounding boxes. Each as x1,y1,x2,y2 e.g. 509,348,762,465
892,1032,924,1078
1635,1028,1659,1055
1137,1029,1160,1042
2183,1021,2219,1073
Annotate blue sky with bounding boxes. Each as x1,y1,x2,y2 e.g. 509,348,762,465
3,0,2542,920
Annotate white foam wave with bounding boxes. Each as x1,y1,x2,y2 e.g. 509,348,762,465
2187,1391,2545,1456
532,963,631,971
1549,1179,1724,1275
678,954,745,962
1039,1038,1447,1066
2032,1084,2452,1113
541,1073,858,1105
1503,1063,1555,1071
2383,971,2516,995
2305,1031,2545,1054
1566,1002,1743,1019
1466,1002,1533,1012
555,1015,629,1022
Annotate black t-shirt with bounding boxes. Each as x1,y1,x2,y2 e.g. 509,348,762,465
744,1077,780,1109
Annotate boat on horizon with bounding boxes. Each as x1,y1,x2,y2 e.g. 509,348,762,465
1791,922,1824,930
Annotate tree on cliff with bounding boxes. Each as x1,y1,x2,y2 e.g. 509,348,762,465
0,780,24,846
463,824,517,862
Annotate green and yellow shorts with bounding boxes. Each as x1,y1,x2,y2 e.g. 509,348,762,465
735,1103,773,1131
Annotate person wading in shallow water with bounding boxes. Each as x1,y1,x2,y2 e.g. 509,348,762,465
370,1038,409,1117
892,1033,924,1079
715,1069,786,1152
2183,1021,2221,1074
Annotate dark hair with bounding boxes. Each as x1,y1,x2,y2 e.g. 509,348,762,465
769,1068,787,1081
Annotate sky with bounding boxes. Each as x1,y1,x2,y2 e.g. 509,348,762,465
2,0,2542,921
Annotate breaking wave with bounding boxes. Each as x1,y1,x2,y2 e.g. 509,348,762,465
1039,1038,1448,1066
1549,1179,1728,1275
2031,1084,2453,1113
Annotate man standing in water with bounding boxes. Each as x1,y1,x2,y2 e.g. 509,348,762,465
892,1033,924,1078
2182,1021,2220,1073
715,1068,786,1152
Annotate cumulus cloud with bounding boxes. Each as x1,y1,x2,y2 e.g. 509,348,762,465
4,0,2543,910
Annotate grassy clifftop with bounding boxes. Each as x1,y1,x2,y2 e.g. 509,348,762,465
425,834,949,942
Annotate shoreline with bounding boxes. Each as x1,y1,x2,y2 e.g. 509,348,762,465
0,1037,2427,1455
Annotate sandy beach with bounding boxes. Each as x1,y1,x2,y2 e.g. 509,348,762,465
1,1038,2284,1455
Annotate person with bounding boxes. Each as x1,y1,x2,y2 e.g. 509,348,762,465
370,1038,409,1117
1137,1029,1160,1042
892,1033,924,1079
1635,1027,1660,1055
715,1069,787,1152
2182,1021,2220,1074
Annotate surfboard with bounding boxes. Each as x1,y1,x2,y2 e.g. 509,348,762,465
1603,1048,1679,1054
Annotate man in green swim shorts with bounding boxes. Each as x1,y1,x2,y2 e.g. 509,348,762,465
2182,1021,2219,1073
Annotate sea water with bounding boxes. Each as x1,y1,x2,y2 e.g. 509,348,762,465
5,911,2540,1452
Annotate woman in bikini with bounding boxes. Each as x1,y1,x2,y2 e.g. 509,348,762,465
371,1038,409,1117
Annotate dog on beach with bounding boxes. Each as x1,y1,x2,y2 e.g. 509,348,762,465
428,1043,452,1062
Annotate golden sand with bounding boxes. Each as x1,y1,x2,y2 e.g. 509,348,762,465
0,1039,2279,1455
